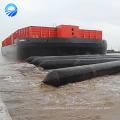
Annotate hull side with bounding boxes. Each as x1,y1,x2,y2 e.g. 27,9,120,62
1,38,107,60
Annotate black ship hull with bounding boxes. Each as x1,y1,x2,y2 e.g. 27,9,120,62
1,38,107,60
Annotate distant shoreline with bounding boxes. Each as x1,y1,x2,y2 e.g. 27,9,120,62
107,50,120,53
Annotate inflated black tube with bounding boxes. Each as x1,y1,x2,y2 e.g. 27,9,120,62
31,56,91,66
31,55,120,66
26,56,39,63
74,58,120,65
40,59,78,69
43,61,120,87
39,58,120,69
33,57,120,67
31,55,103,66
26,56,60,63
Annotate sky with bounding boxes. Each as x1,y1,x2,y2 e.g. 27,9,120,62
0,0,120,50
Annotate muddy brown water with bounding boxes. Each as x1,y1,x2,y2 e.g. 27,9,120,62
0,52,120,120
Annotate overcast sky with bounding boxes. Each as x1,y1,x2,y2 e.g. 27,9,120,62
0,0,120,50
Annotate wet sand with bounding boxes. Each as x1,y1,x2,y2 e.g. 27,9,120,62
0,53,120,120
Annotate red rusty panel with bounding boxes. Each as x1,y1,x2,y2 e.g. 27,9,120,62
6,37,10,45
14,26,57,38
16,29,20,38
90,30,96,39
8,37,11,45
17,29,22,38
29,26,41,38
78,29,102,40
79,29,84,38
28,26,41,38
30,27,56,38
84,30,90,39
49,28,57,37
11,33,16,44
96,31,102,39
6,38,8,45
9,35,12,45
2,25,103,47
57,25,79,38
40,27,50,38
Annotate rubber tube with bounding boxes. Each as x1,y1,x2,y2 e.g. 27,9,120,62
31,56,103,66
26,56,59,63
26,55,120,64
26,56,39,63
31,57,94,66
40,59,78,69
31,55,120,66
39,58,120,69
43,61,120,87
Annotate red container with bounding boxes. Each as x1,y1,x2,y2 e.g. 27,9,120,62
17,29,22,38
78,29,102,39
21,26,57,38
49,28,57,37
96,31,102,39
8,36,11,45
2,25,103,47
90,30,96,39
11,33,15,44
84,30,90,39
28,26,41,38
6,38,8,46
57,25,79,38
79,29,84,38
17,29,21,38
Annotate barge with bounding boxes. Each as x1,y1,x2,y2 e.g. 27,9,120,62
1,25,107,60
